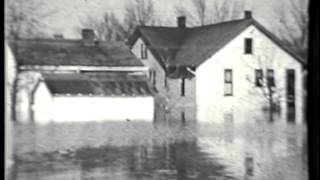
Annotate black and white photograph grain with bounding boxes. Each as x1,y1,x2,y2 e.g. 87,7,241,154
5,0,309,179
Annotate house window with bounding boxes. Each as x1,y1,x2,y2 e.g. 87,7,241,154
152,70,157,86
140,43,148,59
181,78,185,96
244,38,253,54
255,69,263,87
149,70,152,80
267,69,275,87
181,111,186,123
149,70,156,86
224,69,233,96
164,76,168,88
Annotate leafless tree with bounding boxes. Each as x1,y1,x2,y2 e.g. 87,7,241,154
77,12,124,41
5,0,56,40
276,0,308,59
175,0,245,26
244,49,288,122
78,0,158,41
119,0,158,41
5,0,55,122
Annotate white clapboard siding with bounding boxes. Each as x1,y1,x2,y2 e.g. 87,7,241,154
32,82,154,123
196,25,304,124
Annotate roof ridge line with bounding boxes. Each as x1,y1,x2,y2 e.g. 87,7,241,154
190,18,251,29
138,18,250,30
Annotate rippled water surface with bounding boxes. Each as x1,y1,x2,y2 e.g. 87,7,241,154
10,120,308,180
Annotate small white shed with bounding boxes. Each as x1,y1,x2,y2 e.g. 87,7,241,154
32,73,155,123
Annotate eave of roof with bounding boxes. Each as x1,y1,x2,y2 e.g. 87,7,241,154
128,27,186,71
41,73,156,97
251,19,307,66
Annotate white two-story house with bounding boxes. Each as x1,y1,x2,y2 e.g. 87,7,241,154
129,11,306,124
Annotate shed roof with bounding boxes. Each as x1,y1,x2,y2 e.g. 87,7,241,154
41,73,155,97
10,39,143,67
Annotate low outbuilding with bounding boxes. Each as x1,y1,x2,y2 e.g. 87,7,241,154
32,73,155,123
9,29,155,123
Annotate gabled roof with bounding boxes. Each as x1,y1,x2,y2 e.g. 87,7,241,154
129,26,191,68
41,73,156,96
173,19,252,66
10,39,143,67
129,17,306,77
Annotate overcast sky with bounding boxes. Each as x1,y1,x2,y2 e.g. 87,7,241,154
40,0,307,39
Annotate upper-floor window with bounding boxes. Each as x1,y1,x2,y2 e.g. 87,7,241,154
164,76,168,89
151,70,156,86
140,43,148,59
181,78,185,97
244,38,253,54
267,69,275,87
149,69,156,86
255,69,263,87
224,69,233,96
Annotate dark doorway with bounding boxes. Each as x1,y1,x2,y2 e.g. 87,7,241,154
286,69,296,122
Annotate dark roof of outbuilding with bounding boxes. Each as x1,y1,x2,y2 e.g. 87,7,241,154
10,39,143,67
41,73,156,96
128,17,306,78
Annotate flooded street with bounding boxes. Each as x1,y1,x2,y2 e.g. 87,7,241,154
10,119,308,180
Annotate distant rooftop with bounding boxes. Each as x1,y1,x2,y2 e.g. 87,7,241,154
10,37,143,67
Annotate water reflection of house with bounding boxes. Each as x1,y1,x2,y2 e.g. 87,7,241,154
10,29,155,123
129,11,306,124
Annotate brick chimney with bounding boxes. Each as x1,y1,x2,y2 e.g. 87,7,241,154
82,29,95,46
177,16,186,28
244,11,252,19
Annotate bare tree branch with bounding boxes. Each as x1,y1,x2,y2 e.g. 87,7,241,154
5,0,57,40
5,0,56,122
77,12,123,41
175,0,245,26
120,0,158,40
276,0,308,59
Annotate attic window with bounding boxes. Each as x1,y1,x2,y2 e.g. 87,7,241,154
141,43,148,59
244,38,253,54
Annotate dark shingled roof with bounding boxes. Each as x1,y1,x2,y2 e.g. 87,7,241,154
11,39,143,67
129,18,306,78
42,73,156,96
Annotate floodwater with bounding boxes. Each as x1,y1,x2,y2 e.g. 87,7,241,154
9,119,308,180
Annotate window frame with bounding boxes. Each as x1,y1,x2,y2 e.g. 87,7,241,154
164,76,168,89
267,69,275,87
224,69,233,96
152,70,156,86
181,111,186,123
181,78,185,97
140,43,148,59
244,38,253,54
255,69,263,87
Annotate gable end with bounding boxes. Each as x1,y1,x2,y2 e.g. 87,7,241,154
252,19,306,67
